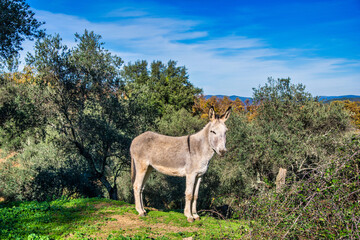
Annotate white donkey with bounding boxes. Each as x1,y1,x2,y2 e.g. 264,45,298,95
130,107,231,222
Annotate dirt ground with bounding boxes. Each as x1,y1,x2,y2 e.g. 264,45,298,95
92,212,198,239
0,150,17,202
0,149,16,164
85,202,199,239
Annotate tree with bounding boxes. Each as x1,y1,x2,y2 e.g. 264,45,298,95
0,66,47,150
250,78,350,176
26,31,131,200
0,0,45,67
253,77,312,103
156,105,205,137
122,60,202,116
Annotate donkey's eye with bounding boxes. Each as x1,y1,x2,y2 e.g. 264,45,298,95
210,130,216,135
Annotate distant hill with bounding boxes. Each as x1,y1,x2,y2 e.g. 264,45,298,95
205,95,360,104
318,95,360,103
204,95,253,103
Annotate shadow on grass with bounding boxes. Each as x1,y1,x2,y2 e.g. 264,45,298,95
161,208,183,213
0,198,107,239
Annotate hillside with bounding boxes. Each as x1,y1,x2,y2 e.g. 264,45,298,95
318,95,360,103
205,94,360,103
204,95,253,103
0,198,249,239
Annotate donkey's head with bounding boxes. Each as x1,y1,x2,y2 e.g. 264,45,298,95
208,106,231,157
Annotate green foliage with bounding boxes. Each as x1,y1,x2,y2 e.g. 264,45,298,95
156,106,206,136
0,80,47,150
25,33,69,85
210,78,353,201
0,0,45,68
209,113,256,199
1,30,204,203
253,77,312,103
141,173,185,210
25,32,135,200
233,135,360,239
0,26,357,239
0,138,100,201
122,60,202,116
70,30,124,95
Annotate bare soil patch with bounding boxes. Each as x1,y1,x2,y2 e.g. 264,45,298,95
0,150,18,202
0,150,16,164
91,212,198,239
92,202,117,210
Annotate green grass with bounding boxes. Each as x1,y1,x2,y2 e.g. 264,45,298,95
0,198,250,239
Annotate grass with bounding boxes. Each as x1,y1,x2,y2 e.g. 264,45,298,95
0,198,250,239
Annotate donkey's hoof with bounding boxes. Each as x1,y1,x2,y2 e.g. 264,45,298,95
187,217,195,223
139,212,147,217
194,215,200,221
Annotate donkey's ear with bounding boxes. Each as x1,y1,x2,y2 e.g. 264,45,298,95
220,106,232,122
208,106,216,121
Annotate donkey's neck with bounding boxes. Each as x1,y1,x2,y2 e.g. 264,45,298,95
190,122,214,159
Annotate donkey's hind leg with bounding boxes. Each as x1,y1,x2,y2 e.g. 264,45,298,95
140,166,153,214
133,162,152,217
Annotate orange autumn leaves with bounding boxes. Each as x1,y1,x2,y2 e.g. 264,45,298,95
193,95,360,128
192,95,257,121
332,100,360,128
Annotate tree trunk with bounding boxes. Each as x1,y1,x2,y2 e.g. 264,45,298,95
108,187,118,200
275,168,287,193
99,175,118,200
73,141,119,200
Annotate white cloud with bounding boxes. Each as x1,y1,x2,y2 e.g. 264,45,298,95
19,8,360,97
106,8,148,18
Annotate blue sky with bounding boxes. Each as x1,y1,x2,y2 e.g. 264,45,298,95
22,0,360,97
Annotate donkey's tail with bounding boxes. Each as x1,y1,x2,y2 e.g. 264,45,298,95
131,156,136,186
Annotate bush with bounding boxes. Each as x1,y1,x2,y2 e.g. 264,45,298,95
208,78,353,203
0,139,101,201
156,105,206,137
0,80,47,150
235,135,360,239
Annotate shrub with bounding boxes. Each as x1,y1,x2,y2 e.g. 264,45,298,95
208,78,353,203
0,80,47,150
0,139,101,201
235,135,360,239
156,105,206,137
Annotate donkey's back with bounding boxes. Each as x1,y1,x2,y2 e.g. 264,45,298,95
130,131,190,177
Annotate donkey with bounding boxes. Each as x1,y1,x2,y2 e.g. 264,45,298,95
130,106,231,222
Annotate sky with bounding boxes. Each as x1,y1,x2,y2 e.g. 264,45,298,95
21,0,360,97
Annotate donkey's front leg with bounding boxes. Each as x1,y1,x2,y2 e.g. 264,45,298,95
184,174,196,222
192,177,202,220
133,165,152,217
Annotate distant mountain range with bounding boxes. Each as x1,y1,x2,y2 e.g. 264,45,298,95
318,95,360,102
204,95,253,103
205,95,360,103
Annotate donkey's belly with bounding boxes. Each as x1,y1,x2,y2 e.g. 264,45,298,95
149,149,188,177
151,164,186,177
